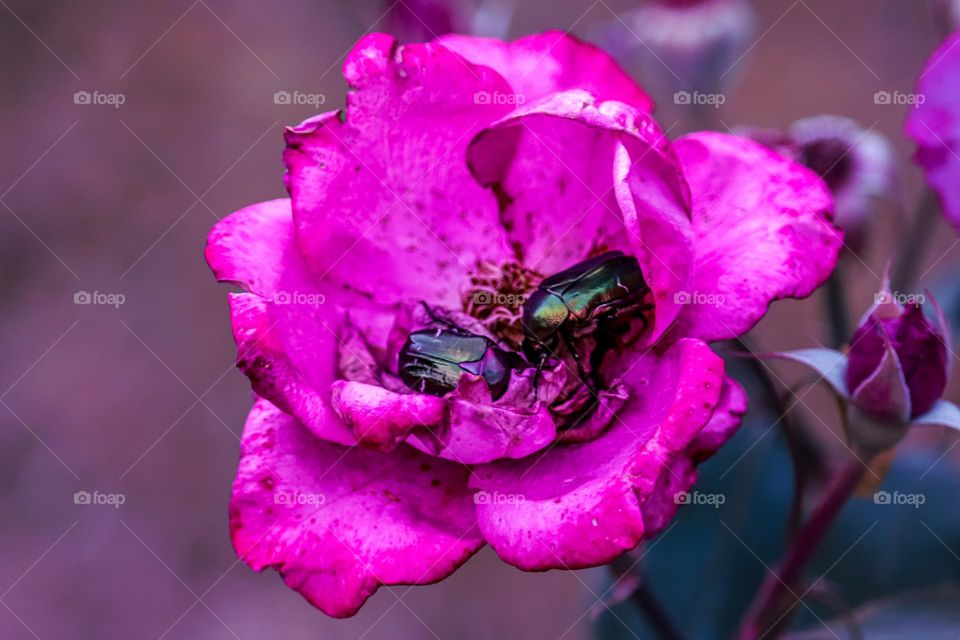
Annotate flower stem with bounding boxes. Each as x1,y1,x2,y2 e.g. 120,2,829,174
823,268,850,349
737,457,866,640
731,337,818,536
631,582,686,640
608,560,686,640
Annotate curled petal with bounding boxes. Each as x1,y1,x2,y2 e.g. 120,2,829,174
330,380,445,451
438,31,654,109
407,367,561,464
640,374,747,535
469,338,729,570
467,90,694,343
554,385,630,444
669,132,842,342
228,293,354,445
231,398,484,618
284,34,515,308
689,374,748,459
206,198,314,299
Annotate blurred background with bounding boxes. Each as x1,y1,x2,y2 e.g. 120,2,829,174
1,1,959,638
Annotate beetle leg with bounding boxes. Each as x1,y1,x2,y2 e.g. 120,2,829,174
560,329,594,393
420,301,463,332
532,354,545,403
589,341,608,390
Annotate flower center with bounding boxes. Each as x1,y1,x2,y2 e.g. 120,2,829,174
462,261,543,350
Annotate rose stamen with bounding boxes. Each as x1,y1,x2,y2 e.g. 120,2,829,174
463,261,542,349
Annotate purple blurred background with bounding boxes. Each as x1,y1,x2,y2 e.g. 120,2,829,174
0,1,955,638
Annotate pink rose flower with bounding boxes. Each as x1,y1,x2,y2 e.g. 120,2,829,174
206,31,842,617
906,30,960,231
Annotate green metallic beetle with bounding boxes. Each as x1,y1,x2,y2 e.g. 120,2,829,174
522,250,651,389
398,305,523,400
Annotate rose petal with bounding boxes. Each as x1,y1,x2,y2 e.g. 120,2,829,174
890,304,950,417
438,31,654,109
689,374,748,459
283,34,515,308
469,338,728,570
906,31,960,231
406,367,560,464
466,90,694,343
231,398,484,618
668,132,842,342
643,375,746,535
846,314,887,394
850,336,911,424
330,380,445,451
205,198,314,299
228,293,354,445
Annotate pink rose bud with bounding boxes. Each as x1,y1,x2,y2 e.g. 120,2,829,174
596,0,758,100
846,300,949,425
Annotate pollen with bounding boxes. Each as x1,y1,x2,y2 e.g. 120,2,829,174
462,260,542,349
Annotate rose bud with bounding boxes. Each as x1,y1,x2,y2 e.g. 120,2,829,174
845,300,949,425
595,0,758,101
769,289,957,457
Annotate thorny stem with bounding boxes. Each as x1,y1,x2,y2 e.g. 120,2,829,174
737,456,867,640
608,559,686,640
